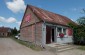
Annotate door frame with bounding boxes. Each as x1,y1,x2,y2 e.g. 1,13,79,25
46,25,56,44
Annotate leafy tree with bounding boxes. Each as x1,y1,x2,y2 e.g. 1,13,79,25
77,17,85,25
83,9,85,13
68,22,85,45
68,9,85,45
11,27,19,36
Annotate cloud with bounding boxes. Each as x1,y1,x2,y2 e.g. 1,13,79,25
6,0,26,13
0,16,21,26
0,16,17,23
16,21,21,25
70,8,83,12
6,17,17,23
71,8,77,11
0,16,5,22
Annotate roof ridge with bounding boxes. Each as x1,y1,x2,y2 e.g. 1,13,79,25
28,4,69,18
27,4,76,26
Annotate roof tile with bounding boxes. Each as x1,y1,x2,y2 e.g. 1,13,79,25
28,5,76,26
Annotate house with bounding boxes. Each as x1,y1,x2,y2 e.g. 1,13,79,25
0,27,11,37
20,5,76,46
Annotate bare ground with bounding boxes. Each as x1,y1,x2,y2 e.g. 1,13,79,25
0,38,54,55
0,38,85,55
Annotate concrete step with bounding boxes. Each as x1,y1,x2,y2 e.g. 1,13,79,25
45,44,77,53
57,45,74,48
57,44,76,52
57,47,75,52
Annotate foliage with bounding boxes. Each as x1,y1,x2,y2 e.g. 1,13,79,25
68,9,85,45
11,27,19,36
83,9,85,13
77,17,85,25
68,22,85,45
78,46,85,50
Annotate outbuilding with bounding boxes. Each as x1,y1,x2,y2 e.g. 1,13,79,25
0,27,11,37
20,5,75,46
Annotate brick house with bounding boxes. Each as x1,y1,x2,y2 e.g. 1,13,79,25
0,27,11,37
20,5,76,46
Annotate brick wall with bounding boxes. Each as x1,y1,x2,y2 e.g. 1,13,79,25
0,32,9,37
21,7,40,28
20,22,43,45
20,7,43,45
35,22,42,45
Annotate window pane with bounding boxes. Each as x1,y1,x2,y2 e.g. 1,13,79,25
3,33,4,35
57,27,62,33
63,28,66,35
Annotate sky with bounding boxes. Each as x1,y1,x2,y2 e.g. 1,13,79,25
0,0,85,29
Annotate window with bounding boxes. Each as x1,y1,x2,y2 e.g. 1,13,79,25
57,27,62,33
3,33,4,35
63,28,66,35
57,27,67,35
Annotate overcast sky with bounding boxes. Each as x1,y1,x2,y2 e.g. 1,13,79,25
0,0,85,29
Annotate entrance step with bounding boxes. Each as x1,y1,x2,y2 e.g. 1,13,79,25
57,47,75,52
45,43,77,53
57,45,76,52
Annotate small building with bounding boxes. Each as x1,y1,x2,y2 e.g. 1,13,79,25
0,27,11,37
20,5,76,46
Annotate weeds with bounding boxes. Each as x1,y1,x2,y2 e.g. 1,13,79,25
10,37,44,51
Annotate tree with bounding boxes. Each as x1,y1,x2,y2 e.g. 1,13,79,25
77,9,85,25
68,9,85,45
11,27,18,36
77,17,85,25
68,22,85,45
83,9,85,13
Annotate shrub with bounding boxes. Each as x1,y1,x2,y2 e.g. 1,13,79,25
68,23,85,45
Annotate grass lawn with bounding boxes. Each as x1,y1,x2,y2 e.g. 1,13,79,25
10,36,44,51
78,46,85,50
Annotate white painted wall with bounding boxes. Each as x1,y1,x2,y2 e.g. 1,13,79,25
56,36,73,44
55,26,73,44
41,23,73,45
42,23,46,46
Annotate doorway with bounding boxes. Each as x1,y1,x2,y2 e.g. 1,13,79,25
52,28,55,42
46,26,51,44
46,26,56,44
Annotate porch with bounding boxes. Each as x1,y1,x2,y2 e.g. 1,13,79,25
45,43,77,52
42,23,73,45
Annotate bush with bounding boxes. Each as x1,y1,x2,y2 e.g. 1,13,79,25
68,23,85,45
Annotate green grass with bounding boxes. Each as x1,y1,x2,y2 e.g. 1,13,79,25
78,46,85,50
10,36,44,51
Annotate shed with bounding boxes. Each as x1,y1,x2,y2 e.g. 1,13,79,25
20,5,76,46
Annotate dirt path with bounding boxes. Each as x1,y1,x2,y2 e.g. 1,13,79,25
0,38,54,55
0,38,85,55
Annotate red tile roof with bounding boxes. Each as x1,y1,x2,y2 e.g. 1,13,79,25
28,5,76,26
0,27,11,33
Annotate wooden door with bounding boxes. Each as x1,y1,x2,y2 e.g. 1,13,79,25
46,26,51,44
